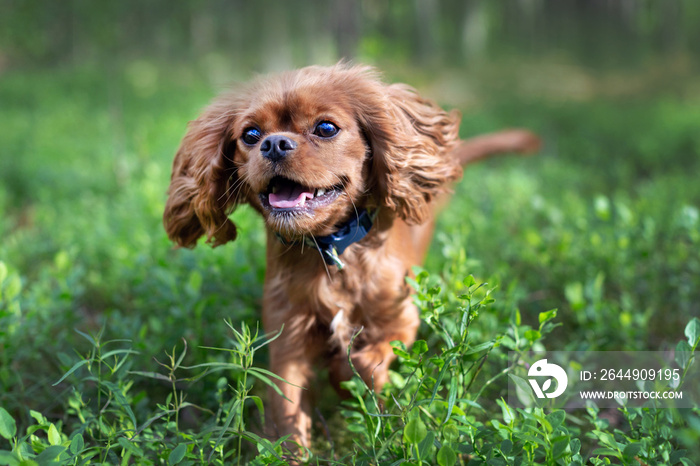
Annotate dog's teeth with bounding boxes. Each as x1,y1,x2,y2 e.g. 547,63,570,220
271,186,278,194
316,188,326,197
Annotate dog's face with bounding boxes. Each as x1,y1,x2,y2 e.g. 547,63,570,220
163,64,462,248
233,83,370,237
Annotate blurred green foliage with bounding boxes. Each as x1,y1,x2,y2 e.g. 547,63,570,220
2,1,700,68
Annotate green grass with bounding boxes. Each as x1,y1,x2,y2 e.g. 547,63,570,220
1,62,699,464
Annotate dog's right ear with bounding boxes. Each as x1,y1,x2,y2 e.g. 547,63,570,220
163,97,242,248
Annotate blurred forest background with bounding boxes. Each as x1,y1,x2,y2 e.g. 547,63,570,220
2,1,700,464
2,0,700,69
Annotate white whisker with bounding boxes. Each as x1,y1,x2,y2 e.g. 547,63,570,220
307,233,333,281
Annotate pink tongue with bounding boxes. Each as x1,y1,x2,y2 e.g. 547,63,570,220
269,184,314,208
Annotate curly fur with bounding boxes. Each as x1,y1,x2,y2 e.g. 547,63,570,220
163,63,539,457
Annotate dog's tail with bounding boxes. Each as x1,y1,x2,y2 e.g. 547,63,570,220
453,129,541,166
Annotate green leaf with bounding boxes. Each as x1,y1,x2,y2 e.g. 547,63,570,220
373,429,403,462
622,443,642,458
538,309,558,325
118,437,144,457
518,433,549,448
29,410,47,425
444,376,458,423
570,438,581,455
509,374,535,403
585,401,599,418
240,432,284,460
0,408,16,440
246,370,292,401
411,340,428,355
211,399,240,456
128,370,172,383
249,395,265,420
463,341,495,356
403,417,427,445
429,355,454,407
101,349,139,360
497,398,515,425
248,366,302,386
463,275,476,288
591,447,619,457
442,424,459,442
0,450,20,466
512,308,522,326
418,431,435,459
676,340,691,370
53,359,90,386
547,410,566,430
69,434,84,455
74,329,97,346
500,439,513,454
437,444,457,466
47,424,61,446
429,355,445,369
670,450,688,464
168,443,187,465
593,431,617,448
686,318,700,348
552,437,569,459
34,446,66,463
133,411,169,439
524,329,541,342
102,381,138,427
392,347,411,359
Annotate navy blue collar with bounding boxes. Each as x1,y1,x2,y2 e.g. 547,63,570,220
276,208,377,269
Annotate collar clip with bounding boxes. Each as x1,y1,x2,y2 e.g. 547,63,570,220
276,208,377,269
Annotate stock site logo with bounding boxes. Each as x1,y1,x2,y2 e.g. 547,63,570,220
528,359,568,399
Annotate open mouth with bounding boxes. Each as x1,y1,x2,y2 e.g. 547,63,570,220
259,176,342,212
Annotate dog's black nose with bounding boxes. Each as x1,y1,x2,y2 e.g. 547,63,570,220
260,135,297,162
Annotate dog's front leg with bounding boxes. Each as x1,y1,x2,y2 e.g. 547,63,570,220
264,306,320,454
329,299,421,394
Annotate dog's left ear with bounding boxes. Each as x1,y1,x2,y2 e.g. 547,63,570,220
360,82,463,224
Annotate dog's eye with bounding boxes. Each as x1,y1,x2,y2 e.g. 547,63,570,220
313,121,339,138
242,127,262,145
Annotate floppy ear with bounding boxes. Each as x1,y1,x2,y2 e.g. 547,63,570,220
163,97,242,248
360,82,463,224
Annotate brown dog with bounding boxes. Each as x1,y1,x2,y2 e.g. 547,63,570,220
163,63,539,450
